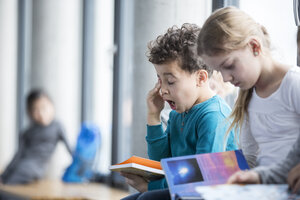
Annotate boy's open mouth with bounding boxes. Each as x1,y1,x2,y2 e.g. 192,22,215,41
166,100,176,110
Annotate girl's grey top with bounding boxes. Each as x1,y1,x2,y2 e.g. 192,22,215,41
1,120,72,183
254,134,300,184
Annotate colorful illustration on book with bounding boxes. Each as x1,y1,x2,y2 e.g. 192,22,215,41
167,158,204,185
161,150,249,200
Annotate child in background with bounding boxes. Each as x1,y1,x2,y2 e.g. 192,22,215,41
209,71,237,108
0,89,72,184
209,71,234,100
121,23,237,200
197,6,300,168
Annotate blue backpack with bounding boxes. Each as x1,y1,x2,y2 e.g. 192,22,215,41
62,122,101,182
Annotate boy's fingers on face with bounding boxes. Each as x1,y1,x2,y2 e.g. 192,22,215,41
147,88,158,99
148,87,163,102
155,82,161,93
157,78,162,86
150,83,160,94
155,80,160,87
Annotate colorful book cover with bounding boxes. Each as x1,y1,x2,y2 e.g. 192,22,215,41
110,156,164,181
161,150,249,200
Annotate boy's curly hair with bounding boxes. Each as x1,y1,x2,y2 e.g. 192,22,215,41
147,23,212,76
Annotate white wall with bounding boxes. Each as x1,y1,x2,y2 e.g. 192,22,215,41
30,0,82,178
93,0,115,174
240,0,297,66
0,0,17,170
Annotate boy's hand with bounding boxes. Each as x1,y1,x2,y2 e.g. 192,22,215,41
147,82,164,125
287,163,300,194
227,170,260,184
120,172,148,193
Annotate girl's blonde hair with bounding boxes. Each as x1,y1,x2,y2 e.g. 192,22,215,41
197,6,271,139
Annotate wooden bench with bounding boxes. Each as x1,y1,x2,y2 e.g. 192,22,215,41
0,179,129,200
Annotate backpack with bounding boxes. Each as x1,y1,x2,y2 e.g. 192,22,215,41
62,122,101,182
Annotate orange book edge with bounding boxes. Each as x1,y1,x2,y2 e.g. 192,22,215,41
114,156,162,170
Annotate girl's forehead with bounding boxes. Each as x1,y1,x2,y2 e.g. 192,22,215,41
202,54,228,69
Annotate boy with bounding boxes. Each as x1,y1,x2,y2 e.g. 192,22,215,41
0,89,72,184
121,24,237,200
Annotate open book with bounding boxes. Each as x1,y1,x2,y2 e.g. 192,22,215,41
161,150,249,200
110,156,164,181
194,184,300,200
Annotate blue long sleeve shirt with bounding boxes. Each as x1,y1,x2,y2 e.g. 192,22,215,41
146,95,238,190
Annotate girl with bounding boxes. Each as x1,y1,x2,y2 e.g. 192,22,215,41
0,89,72,184
197,6,300,169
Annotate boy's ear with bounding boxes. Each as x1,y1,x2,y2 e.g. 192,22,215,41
196,70,208,86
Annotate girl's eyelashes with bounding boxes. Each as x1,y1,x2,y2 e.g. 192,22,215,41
222,60,235,70
224,64,234,70
167,81,175,85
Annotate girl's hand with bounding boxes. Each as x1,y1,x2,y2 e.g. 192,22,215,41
120,172,148,193
287,163,300,194
147,81,164,125
226,170,260,184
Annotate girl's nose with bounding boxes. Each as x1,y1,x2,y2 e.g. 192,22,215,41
221,72,232,83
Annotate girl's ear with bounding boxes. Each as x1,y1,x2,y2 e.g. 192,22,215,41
196,70,208,86
248,38,261,56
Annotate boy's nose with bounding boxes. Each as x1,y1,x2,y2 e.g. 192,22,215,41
160,87,168,95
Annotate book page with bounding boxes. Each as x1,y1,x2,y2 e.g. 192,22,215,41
195,184,300,200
